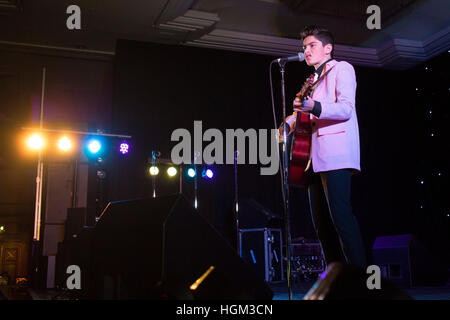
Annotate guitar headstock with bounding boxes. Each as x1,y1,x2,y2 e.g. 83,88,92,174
297,74,315,99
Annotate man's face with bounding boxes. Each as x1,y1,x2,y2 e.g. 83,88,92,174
302,35,331,67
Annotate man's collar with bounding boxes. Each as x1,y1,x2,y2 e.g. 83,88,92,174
315,58,334,76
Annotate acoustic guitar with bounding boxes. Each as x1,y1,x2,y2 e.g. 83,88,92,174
286,66,334,186
288,74,315,186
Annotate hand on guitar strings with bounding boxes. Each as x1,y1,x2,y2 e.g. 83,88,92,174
293,96,315,113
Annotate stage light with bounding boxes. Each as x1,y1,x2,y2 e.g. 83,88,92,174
190,266,215,291
167,166,177,177
187,168,196,178
119,142,129,155
0,226,4,233
202,168,214,179
149,166,159,176
27,133,45,150
57,136,72,151
87,139,101,154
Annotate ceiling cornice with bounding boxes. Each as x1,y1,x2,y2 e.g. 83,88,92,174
183,25,450,70
1,12,448,70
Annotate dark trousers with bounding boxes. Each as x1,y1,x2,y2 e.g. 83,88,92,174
306,168,367,269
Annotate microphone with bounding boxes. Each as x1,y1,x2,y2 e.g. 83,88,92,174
274,52,305,64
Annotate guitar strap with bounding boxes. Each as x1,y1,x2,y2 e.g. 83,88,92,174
310,64,334,97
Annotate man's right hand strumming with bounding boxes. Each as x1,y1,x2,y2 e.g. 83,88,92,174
278,112,296,143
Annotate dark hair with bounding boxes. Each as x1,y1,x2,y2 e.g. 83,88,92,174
300,25,334,57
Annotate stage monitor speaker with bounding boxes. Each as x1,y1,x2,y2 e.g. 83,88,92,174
89,194,273,300
238,198,282,229
303,262,412,300
372,234,447,288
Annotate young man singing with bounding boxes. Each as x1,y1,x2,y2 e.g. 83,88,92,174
284,25,367,269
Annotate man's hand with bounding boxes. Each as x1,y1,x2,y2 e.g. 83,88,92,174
278,113,296,143
293,96,315,113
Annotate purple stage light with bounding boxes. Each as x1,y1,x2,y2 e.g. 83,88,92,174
205,169,214,179
119,143,129,154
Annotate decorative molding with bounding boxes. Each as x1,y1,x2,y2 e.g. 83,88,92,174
0,40,114,61
185,29,300,56
0,0,22,13
377,25,450,69
156,10,220,40
153,0,197,25
184,26,450,70
1,20,447,70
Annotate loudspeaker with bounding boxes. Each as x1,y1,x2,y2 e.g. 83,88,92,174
64,207,96,240
303,262,413,300
55,226,95,297
372,234,447,288
238,198,282,229
89,194,273,300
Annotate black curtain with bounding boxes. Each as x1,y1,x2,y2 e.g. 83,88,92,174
109,39,449,265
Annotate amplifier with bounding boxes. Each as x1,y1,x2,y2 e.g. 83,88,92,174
239,228,284,283
291,242,325,278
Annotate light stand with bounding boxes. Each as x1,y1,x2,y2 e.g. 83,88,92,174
31,67,46,289
151,151,160,198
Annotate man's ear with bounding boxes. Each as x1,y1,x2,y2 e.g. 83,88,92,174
325,43,333,56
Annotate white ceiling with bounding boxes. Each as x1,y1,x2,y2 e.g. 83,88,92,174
0,0,449,69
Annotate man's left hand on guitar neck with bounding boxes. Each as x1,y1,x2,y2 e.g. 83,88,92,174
293,97,322,118
293,96,314,112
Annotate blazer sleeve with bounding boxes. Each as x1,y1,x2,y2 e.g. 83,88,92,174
318,61,356,120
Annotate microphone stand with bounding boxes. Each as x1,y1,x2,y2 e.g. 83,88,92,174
234,150,240,256
278,60,293,300
193,151,200,209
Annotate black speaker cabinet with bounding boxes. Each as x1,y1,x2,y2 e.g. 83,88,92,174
65,207,96,240
372,234,447,288
55,226,95,297
89,194,273,300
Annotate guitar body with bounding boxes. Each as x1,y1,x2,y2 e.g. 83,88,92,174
288,111,312,186
287,74,315,186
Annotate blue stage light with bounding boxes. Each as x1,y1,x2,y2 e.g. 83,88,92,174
87,139,101,154
187,168,196,178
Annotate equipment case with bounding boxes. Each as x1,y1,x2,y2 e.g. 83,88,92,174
239,228,284,283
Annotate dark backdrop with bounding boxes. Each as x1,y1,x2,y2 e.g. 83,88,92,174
109,39,449,266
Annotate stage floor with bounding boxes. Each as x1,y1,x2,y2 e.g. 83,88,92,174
269,279,450,300
4,280,450,300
